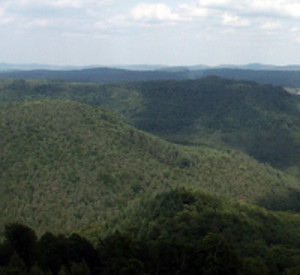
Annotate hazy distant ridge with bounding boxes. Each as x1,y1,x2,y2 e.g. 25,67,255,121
2,63,300,86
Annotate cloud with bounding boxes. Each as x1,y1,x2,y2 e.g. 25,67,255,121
0,6,14,25
197,0,300,19
130,3,181,22
260,21,282,30
179,4,208,18
222,12,249,27
199,0,233,7
284,2,300,17
48,0,84,8
25,19,52,28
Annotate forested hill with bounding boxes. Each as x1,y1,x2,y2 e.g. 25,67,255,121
193,68,300,87
1,77,300,173
127,77,300,172
96,188,300,274
2,188,300,274
1,100,299,233
0,67,186,83
2,66,300,86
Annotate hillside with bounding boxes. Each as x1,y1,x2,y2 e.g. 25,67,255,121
1,100,299,233
129,77,300,173
1,77,300,174
95,188,300,274
2,189,300,274
194,68,300,87
0,67,186,83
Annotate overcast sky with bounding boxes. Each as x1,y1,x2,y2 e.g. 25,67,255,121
1,0,300,66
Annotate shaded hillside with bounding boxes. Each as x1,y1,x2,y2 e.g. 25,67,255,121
193,68,300,87
131,77,300,172
0,100,299,233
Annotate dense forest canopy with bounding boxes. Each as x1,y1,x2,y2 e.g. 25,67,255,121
1,77,300,173
1,100,299,234
1,189,300,274
1,74,300,274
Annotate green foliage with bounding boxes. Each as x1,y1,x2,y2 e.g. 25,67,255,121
1,77,300,173
4,224,37,267
0,76,300,274
200,232,241,275
0,203,300,275
8,252,28,274
102,188,300,274
70,260,90,275
29,265,44,275
1,99,300,234
242,257,270,275
57,265,69,275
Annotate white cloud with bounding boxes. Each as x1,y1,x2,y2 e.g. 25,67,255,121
260,21,282,30
197,0,300,18
0,6,14,25
199,0,233,6
179,4,208,18
284,2,300,17
25,19,51,28
49,0,84,8
131,3,181,22
93,21,106,30
1,0,300,66
0,17,14,25
222,12,249,27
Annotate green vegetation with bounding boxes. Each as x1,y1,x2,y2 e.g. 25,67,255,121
1,75,300,274
1,77,300,174
2,189,300,274
1,100,299,234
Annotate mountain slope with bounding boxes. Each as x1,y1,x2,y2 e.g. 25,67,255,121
131,77,300,171
99,188,300,274
1,77,300,172
1,100,299,233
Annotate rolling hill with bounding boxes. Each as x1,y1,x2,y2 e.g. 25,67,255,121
97,188,300,274
2,188,300,274
1,100,299,234
1,77,300,174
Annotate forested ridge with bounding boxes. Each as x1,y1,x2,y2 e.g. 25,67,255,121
1,189,300,274
1,100,299,234
1,77,300,174
1,76,300,274
2,66,300,87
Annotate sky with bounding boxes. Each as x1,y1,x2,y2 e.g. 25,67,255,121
0,0,300,66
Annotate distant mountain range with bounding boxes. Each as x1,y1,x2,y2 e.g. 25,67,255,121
2,62,300,72
2,63,300,87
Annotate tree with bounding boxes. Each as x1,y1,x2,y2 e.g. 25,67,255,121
4,223,37,267
70,260,90,275
200,232,241,275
